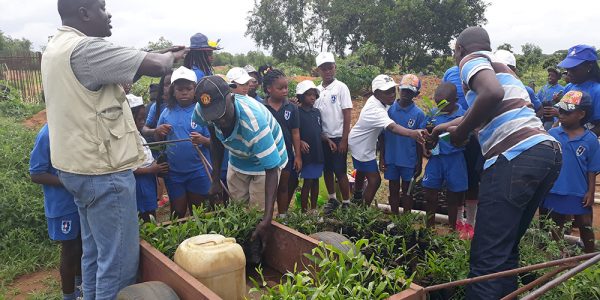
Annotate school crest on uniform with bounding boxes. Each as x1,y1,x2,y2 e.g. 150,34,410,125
61,220,72,234
191,120,198,129
284,110,291,120
408,119,415,128
331,95,337,103
576,145,585,156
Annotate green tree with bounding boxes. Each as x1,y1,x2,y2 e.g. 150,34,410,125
246,0,487,71
497,43,513,52
0,31,32,53
142,36,173,52
520,43,543,76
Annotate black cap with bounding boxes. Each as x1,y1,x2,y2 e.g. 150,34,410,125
195,75,230,121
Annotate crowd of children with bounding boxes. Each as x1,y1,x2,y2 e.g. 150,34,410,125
30,28,600,300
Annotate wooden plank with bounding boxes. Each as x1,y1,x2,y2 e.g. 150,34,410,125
263,221,321,274
139,240,222,300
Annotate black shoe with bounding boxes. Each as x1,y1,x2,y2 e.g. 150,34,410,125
323,198,340,215
341,201,351,209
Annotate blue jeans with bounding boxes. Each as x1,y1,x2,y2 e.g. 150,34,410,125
466,141,562,299
59,170,139,300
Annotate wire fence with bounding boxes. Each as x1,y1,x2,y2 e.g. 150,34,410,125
0,51,44,104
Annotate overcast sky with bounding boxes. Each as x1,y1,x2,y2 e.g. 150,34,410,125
1,0,599,55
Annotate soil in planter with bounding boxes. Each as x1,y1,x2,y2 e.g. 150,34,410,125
412,180,449,215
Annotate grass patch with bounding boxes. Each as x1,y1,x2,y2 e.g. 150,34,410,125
0,115,59,289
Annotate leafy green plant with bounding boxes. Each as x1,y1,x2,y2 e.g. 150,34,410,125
421,96,449,119
250,239,413,299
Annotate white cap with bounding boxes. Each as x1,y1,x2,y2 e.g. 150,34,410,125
171,66,197,83
494,49,516,67
243,65,257,74
126,94,144,108
226,67,253,85
372,74,397,92
316,52,335,67
295,80,319,95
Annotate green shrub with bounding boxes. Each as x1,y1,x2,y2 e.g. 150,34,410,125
0,117,58,286
0,80,44,119
335,60,380,97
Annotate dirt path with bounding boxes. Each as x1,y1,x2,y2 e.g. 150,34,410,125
4,269,59,300
22,109,46,129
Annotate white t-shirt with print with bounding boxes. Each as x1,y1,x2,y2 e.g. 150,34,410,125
349,96,395,162
315,79,353,138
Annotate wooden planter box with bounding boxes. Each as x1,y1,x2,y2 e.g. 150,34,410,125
139,221,425,300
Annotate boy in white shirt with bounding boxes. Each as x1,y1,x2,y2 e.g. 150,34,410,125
315,52,353,214
348,75,426,207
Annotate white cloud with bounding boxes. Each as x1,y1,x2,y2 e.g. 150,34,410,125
1,0,599,56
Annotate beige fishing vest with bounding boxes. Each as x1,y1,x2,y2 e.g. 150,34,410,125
41,26,144,175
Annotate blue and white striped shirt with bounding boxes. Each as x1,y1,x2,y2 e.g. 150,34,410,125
459,51,553,169
192,94,287,175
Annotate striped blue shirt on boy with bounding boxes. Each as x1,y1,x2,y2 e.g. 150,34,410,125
192,94,288,175
459,51,553,169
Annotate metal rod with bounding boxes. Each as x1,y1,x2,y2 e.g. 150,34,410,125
423,252,599,292
193,144,231,199
143,138,191,146
521,253,600,300
500,265,571,300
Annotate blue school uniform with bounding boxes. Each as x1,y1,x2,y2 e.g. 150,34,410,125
29,124,80,241
157,103,211,198
526,86,542,111
537,83,564,104
422,107,468,192
145,102,167,128
384,101,425,181
564,80,600,122
443,66,468,110
265,99,300,173
298,106,325,179
134,134,158,213
543,127,600,215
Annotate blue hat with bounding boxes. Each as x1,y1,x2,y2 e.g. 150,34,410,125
558,45,597,69
190,33,222,50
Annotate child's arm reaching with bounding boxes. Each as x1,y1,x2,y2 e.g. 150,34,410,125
133,162,169,175
190,132,210,146
30,173,62,186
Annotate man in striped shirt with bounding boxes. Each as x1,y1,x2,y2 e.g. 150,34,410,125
192,75,287,249
432,27,562,299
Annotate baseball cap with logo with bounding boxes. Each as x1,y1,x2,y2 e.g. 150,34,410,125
558,45,598,69
554,90,592,112
399,74,421,93
226,67,253,85
372,75,398,92
316,52,335,67
195,75,231,121
171,66,197,83
244,65,258,74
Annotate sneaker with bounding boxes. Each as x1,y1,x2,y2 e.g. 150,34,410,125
455,220,465,232
158,195,169,208
459,223,474,240
323,198,340,215
341,201,351,209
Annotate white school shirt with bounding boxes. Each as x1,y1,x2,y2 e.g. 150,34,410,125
315,79,353,138
348,96,395,162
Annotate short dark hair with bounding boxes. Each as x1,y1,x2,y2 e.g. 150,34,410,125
435,82,458,102
456,27,492,53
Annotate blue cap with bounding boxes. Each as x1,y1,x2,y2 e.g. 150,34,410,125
558,45,597,69
190,33,222,50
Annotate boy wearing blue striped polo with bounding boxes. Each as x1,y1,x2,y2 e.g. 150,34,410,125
192,75,287,248
381,74,426,215
443,27,562,299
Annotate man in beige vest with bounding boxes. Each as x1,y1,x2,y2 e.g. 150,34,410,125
41,1,186,299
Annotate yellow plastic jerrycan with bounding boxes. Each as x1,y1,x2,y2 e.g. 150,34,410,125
174,234,246,300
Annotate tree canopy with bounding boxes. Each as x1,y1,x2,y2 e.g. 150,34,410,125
246,0,487,71
0,31,32,54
